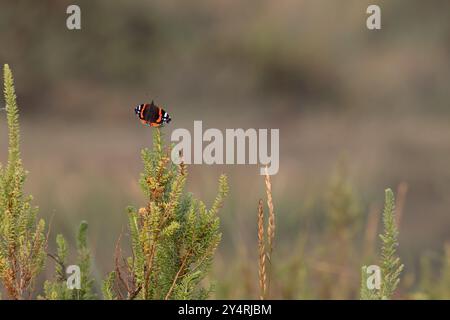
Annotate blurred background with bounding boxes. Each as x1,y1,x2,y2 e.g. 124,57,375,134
1,0,450,299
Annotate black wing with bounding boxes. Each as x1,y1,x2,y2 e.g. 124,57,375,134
141,103,160,123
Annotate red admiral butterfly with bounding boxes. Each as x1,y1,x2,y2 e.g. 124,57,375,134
134,101,171,127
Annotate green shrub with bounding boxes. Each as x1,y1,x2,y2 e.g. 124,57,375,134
0,64,47,299
42,221,95,300
103,129,228,300
361,188,404,300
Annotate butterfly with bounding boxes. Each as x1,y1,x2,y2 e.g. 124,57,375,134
134,101,171,127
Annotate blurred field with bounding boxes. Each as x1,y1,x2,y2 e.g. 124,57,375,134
1,0,450,298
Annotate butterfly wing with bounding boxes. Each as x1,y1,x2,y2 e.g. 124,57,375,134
140,103,159,123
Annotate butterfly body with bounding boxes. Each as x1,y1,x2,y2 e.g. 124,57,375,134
134,101,171,127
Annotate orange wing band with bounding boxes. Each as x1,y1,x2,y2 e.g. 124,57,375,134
156,108,162,123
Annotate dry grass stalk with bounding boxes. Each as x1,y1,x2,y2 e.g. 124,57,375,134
255,167,275,300
258,199,267,300
165,254,189,300
264,166,275,261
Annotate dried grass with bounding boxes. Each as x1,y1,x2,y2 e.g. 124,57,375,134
257,167,276,299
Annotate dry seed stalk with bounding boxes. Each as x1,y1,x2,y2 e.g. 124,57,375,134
258,199,267,300
256,167,275,300
264,167,275,262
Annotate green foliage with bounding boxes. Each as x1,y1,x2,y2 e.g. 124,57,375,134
416,254,434,299
42,221,95,300
103,129,228,300
0,64,47,299
412,244,450,299
320,162,362,298
360,188,403,300
102,271,116,300
325,161,361,240
76,221,95,299
379,189,404,299
439,244,450,298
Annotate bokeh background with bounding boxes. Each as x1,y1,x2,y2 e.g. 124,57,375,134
1,0,450,299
